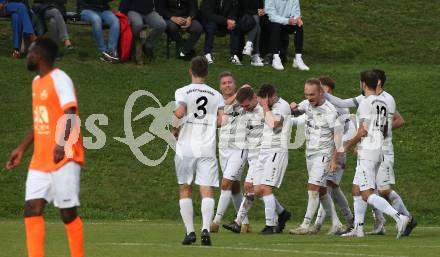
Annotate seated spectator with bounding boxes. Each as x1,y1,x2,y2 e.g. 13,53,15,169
32,0,73,51
200,0,241,65
265,0,309,71
158,0,202,60
0,0,37,58
119,0,166,59
77,0,120,62
239,0,264,66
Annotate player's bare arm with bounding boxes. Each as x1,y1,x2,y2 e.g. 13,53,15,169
172,104,186,139
54,107,77,164
343,120,368,153
5,131,34,170
259,97,283,128
217,109,227,128
392,111,405,129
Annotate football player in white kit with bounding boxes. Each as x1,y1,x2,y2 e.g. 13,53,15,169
222,86,292,234
340,70,409,239
289,78,345,235
325,69,416,236
311,76,355,234
253,84,293,234
211,72,251,233
172,56,225,246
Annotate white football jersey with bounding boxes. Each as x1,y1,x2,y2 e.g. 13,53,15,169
175,83,224,157
378,91,396,153
356,95,389,162
297,99,339,157
243,104,265,160
218,100,247,149
260,97,292,152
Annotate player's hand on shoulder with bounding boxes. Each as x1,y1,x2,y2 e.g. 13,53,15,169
53,144,65,164
5,148,24,170
290,102,299,112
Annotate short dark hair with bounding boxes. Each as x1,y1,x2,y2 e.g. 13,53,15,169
319,76,335,89
33,38,58,66
257,84,276,98
236,87,255,103
218,71,234,81
373,69,386,87
305,78,322,89
190,56,209,78
360,70,379,90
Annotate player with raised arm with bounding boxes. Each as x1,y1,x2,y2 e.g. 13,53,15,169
211,72,251,233
325,70,416,236
223,86,292,234
172,56,225,246
289,78,345,235
6,38,85,257
310,76,355,234
340,70,409,239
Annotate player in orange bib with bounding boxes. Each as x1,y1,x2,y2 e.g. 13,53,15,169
6,38,85,257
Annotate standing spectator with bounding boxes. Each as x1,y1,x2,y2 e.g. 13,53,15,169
200,0,241,65
239,0,264,66
0,0,37,58
119,0,166,59
77,0,120,62
32,0,73,50
265,0,309,71
158,0,202,60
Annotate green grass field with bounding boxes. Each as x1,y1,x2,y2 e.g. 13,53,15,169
0,0,439,256
1,220,439,257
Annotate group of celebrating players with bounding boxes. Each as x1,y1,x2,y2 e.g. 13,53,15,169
5,38,418,257
172,56,417,246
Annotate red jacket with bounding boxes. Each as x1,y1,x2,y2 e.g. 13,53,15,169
113,11,132,62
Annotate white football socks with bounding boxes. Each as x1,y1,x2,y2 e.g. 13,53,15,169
201,197,215,232
321,193,342,226
315,204,326,226
263,194,277,226
232,192,249,224
331,186,354,224
367,194,400,223
353,196,367,228
179,198,194,235
303,190,320,227
213,190,231,224
388,190,411,217
235,194,254,225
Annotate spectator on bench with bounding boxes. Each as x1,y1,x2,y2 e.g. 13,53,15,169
32,0,73,50
119,0,166,59
0,0,37,58
265,0,309,71
158,0,202,60
239,0,264,66
200,0,241,65
77,0,120,63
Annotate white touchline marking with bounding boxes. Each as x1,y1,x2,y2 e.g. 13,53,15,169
272,243,440,249
98,242,410,257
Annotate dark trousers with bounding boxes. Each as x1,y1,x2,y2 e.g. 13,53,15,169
202,19,241,56
166,19,203,54
269,22,303,56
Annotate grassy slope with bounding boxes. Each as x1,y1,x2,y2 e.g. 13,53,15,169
0,0,439,224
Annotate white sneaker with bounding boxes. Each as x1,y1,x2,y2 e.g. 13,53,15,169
293,57,310,71
242,41,253,56
289,224,311,235
250,54,264,66
396,215,410,239
341,226,364,237
230,55,242,65
308,224,321,234
272,55,284,70
327,224,346,235
205,53,214,64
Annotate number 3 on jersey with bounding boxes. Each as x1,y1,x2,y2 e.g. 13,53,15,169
194,96,208,119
